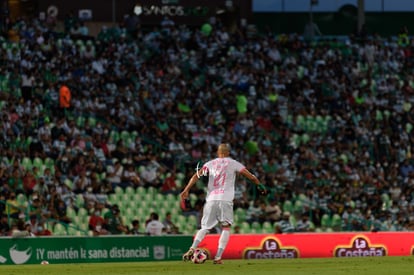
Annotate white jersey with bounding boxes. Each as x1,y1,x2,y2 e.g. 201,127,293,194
146,220,164,236
201,157,245,202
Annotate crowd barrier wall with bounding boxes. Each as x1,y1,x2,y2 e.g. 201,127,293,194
200,232,414,259
1,232,413,265
0,235,192,265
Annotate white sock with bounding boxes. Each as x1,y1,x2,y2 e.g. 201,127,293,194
191,229,209,249
215,228,230,259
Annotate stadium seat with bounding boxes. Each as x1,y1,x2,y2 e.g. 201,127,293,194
290,133,301,148
75,194,85,209
130,130,138,140
187,215,198,227
381,193,391,210
125,199,137,211
98,172,106,181
296,115,306,131
108,193,118,205
154,193,164,202
283,200,293,213
71,215,81,225
78,222,89,232
124,137,134,148
16,193,27,208
1,156,10,167
132,192,142,203
32,157,43,169
262,221,273,233
174,179,183,189
293,200,304,214
297,65,305,79
306,116,317,132
147,186,157,196
309,221,316,231
120,193,130,204
78,207,88,218
135,207,146,218
66,207,77,219
321,214,331,228
53,223,67,235
331,214,342,230
165,193,176,202
88,117,97,127
136,186,146,196
120,130,130,142
21,157,32,170
176,172,185,181
64,178,73,190
240,222,251,234
68,226,78,235
124,208,134,220
169,207,179,217
285,114,293,128
125,186,135,198
175,215,186,227
159,199,169,210
143,193,153,203
76,116,85,127
109,130,120,143
114,186,123,196
289,215,297,227
0,100,6,111
235,208,246,223
251,221,261,231
301,133,310,144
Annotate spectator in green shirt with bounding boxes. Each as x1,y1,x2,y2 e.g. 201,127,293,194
104,204,128,234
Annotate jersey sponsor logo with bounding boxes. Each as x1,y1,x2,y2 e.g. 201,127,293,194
334,236,387,257
243,237,299,259
211,189,225,194
195,162,208,178
195,160,230,179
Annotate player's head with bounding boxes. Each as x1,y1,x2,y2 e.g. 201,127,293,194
217,143,231,157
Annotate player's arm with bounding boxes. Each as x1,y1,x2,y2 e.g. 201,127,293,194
180,172,201,200
239,168,260,185
240,168,267,195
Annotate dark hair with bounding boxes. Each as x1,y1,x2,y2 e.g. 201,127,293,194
112,204,120,214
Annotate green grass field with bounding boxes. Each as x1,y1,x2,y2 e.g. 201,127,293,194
1,257,414,275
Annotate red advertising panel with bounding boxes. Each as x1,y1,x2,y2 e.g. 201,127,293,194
198,232,414,259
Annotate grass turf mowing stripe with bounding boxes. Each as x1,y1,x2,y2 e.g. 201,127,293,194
1,257,414,275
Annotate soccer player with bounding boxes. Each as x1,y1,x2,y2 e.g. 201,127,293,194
180,143,266,264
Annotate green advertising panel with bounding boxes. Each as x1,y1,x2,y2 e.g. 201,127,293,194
0,235,192,265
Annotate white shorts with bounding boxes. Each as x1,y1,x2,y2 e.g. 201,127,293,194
200,200,234,230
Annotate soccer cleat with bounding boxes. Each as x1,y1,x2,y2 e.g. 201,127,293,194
213,258,223,264
182,248,195,262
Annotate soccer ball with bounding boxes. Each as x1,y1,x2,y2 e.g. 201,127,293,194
40,260,49,265
191,248,208,264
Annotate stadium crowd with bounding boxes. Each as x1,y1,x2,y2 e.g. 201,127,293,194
1,12,414,236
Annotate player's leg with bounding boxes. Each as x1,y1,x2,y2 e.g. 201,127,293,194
213,225,229,264
183,201,217,261
213,201,233,264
